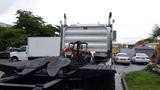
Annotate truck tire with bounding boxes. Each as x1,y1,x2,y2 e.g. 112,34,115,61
11,57,19,62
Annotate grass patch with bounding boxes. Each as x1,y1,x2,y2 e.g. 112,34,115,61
125,70,160,90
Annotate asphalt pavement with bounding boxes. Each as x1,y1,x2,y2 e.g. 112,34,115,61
114,63,146,90
115,64,147,77
0,59,9,64
0,59,9,77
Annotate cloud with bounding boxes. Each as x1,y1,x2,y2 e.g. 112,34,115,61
0,0,159,43
0,0,38,24
0,0,16,14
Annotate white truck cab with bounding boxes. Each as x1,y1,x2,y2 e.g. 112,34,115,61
10,46,28,61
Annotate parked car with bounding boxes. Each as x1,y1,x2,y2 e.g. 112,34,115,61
132,53,150,64
114,53,131,65
0,48,18,59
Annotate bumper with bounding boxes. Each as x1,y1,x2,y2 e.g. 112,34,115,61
115,60,130,64
134,60,149,63
134,59,150,63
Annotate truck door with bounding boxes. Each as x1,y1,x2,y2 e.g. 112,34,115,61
18,46,28,60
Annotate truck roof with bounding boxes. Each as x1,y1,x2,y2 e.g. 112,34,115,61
69,24,108,27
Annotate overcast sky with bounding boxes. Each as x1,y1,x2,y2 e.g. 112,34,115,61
0,0,160,44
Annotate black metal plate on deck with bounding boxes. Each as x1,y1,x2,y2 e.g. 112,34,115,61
47,57,70,76
70,64,117,79
0,57,71,77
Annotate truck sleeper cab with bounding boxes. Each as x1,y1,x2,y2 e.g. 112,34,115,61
63,24,116,63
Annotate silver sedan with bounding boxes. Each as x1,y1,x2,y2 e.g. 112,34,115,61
132,53,150,64
114,53,131,65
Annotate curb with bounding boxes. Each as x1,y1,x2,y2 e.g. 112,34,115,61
121,73,128,90
121,77,128,90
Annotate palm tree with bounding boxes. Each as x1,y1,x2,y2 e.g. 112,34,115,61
152,24,160,39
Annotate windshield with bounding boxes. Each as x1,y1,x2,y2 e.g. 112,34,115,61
18,46,26,52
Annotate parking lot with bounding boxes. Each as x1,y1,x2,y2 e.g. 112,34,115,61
115,64,146,76
0,59,10,77
0,59,9,64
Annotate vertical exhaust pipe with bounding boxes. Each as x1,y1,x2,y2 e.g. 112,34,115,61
60,13,68,56
64,13,67,27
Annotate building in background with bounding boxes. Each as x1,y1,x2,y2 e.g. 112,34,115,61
0,22,12,27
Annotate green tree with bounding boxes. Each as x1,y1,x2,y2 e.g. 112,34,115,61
0,27,26,51
43,24,60,36
0,10,60,51
151,24,160,39
14,9,60,37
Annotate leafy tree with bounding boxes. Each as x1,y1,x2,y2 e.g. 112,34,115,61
43,24,60,36
151,24,160,39
0,27,26,51
0,10,60,51
14,9,60,37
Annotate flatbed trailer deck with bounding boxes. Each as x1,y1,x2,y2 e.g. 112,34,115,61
0,58,117,90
